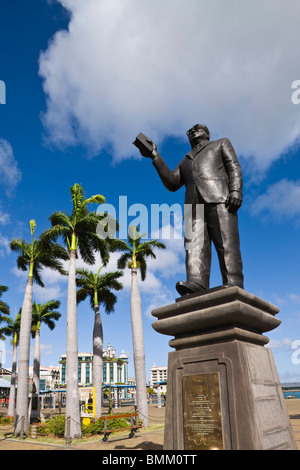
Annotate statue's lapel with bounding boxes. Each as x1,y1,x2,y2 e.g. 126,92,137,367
185,140,211,159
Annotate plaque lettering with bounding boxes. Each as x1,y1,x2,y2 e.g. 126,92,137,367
183,372,223,450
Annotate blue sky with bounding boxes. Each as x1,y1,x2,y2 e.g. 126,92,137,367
1,0,300,382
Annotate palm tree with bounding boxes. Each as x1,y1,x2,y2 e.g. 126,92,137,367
41,183,113,439
0,310,21,417
30,299,61,419
0,285,10,320
76,266,123,418
10,220,68,436
117,226,165,428
0,284,10,380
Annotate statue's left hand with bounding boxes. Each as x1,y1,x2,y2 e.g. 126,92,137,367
225,191,242,213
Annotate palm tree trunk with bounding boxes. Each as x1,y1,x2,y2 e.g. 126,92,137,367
65,249,82,439
130,268,149,427
30,328,41,420
32,329,40,394
93,304,103,419
7,336,17,417
14,276,33,436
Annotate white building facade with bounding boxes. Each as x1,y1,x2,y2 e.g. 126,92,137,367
29,365,60,390
150,363,167,394
59,345,133,398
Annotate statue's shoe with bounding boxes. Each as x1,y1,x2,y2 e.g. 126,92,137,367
176,281,207,296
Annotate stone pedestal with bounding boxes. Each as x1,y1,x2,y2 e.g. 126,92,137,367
151,286,297,450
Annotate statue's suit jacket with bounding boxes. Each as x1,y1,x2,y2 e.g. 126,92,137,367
152,138,243,205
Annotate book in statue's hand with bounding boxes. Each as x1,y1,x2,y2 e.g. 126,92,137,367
133,132,154,157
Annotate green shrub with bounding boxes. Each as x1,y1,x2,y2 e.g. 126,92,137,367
0,415,14,425
33,414,133,438
82,419,104,436
107,417,130,430
82,416,130,436
35,422,48,435
35,415,65,437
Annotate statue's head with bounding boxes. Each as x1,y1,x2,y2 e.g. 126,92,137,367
186,124,210,146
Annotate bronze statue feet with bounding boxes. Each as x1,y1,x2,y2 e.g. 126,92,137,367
176,281,207,296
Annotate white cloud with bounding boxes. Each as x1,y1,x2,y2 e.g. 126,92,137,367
0,206,10,225
34,284,66,303
39,265,68,286
267,337,293,350
149,222,186,279
270,292,300,307
288,293,300,303
0,139,22,194
251,179,300,219
144,289,174,319
40,343,57,356
11,264,67,301
0,233,10,257
39,0,300,170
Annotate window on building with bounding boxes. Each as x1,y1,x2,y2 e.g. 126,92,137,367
78,363,81,383
86,362,90,384
40,379,46,391
117,363,122,382
61,364,66,384
124,363,128,384
110,363,113,383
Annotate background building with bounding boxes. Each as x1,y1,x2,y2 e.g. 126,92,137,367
59,344,134,399
150,363,167,395
29,365,60,391
0,368,11,405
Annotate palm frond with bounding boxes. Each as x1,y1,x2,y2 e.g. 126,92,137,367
10,239,31,270
0,285,8,295
98,271,123,291
99,289,118,314
49,211,73,228
0,285,9,316
32,299,61,332
0,314,20,342
117,252,132,270
75,266,123,313
0,316,13,340
41,222,71,246
42,312,61,330
84,194,106,206
76,287,90,304
117,226,166,280
0,301,10,316
40,299,61,313
137,255,147,281
76,268,96,290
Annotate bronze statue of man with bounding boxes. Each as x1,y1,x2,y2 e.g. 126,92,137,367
134,124,244,296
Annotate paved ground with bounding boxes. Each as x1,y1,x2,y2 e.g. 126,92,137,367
1,400,299,450
0,404,165,451
285,398,300,450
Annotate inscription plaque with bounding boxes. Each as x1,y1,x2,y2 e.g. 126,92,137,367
183,372,223,450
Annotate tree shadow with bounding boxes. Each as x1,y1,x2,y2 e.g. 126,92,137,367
114,441,163,450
